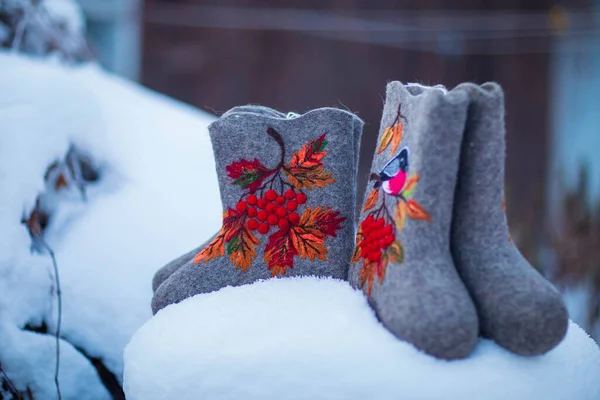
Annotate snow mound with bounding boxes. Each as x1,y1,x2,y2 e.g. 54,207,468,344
124,277,600,400
1,51,219,397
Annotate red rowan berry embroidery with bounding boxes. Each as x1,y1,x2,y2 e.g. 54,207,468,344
194,128,345,276
247,194,258,205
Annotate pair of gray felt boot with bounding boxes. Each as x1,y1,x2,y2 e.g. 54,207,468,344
152,82,568,360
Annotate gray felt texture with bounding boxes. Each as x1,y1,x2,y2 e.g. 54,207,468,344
451,82,568,356
152,107,363,314
348,82,479,360
152,245,203,293
150,105,362,294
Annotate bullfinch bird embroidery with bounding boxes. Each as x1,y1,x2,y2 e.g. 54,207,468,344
378,148,409,196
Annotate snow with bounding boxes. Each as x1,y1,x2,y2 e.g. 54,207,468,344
124,277,600,400
42,0,86,35
0,51,218,398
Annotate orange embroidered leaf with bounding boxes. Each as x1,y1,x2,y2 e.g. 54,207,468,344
359,260,376,296
271,264,288,277
406,199,432,221
298,206,345,238
195,211,228,264
289,228,327,262
395,201,407,231
351,245,361,263
401,174,419,198
264,229,298,276
222,209,246,242
285,165,335,190
351,226,363,263
376,254,388,282
194,230,226,264
376,123,403,154
363,189,379,212
227,228,259,271
388,241,404,264
213,208,259,271
284,133,335,190
377,126,394,154
391,123,403,154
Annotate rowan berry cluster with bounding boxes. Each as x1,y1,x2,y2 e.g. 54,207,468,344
359,215,394,262
236,189,307,234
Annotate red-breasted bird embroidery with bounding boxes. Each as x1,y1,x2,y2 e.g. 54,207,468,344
380,147,409,196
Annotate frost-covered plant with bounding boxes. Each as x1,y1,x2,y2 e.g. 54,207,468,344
17,146,102,400
0,0,91,62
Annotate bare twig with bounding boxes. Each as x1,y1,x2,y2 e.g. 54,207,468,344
38,238,62,400
21,206,62,400
0,362,23,400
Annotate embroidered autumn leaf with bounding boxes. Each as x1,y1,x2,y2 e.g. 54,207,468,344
226,158,274,192
288,228,327,262
194,230,226,264
359,261,376,296
299,206,345,238
363,189,379,212
284,133,335,190
388,241,404,264
195,211,228,264
287,206,345,261
220,209,245,241
227,230,259,271
401,174,419,198
376,254,389,282
376,122,403,154
406,199,432,221
198,208,258,271
264,229,298,276
351,226,363,263
223,210,259,271
394,201,407,231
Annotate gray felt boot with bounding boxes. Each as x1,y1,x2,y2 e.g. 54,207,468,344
152,107,363,314
451,82,568,356
348,82,479,360
151,106,289,293
152,245,202,292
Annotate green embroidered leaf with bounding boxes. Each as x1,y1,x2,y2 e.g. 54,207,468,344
226,236,240,254
388,241,404,263
401,174,419,199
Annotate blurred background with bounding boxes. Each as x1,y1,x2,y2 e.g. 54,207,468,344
3,0,600,340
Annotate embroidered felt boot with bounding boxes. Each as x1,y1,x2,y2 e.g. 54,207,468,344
151,106,290,293
151,106,362,293
348,82,479,360
152,107,363,314
451,83,568,356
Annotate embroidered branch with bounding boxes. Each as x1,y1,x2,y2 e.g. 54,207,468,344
196,128,345,276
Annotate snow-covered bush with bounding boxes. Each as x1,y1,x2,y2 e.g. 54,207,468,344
0,52,218,398
0,0,90,62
